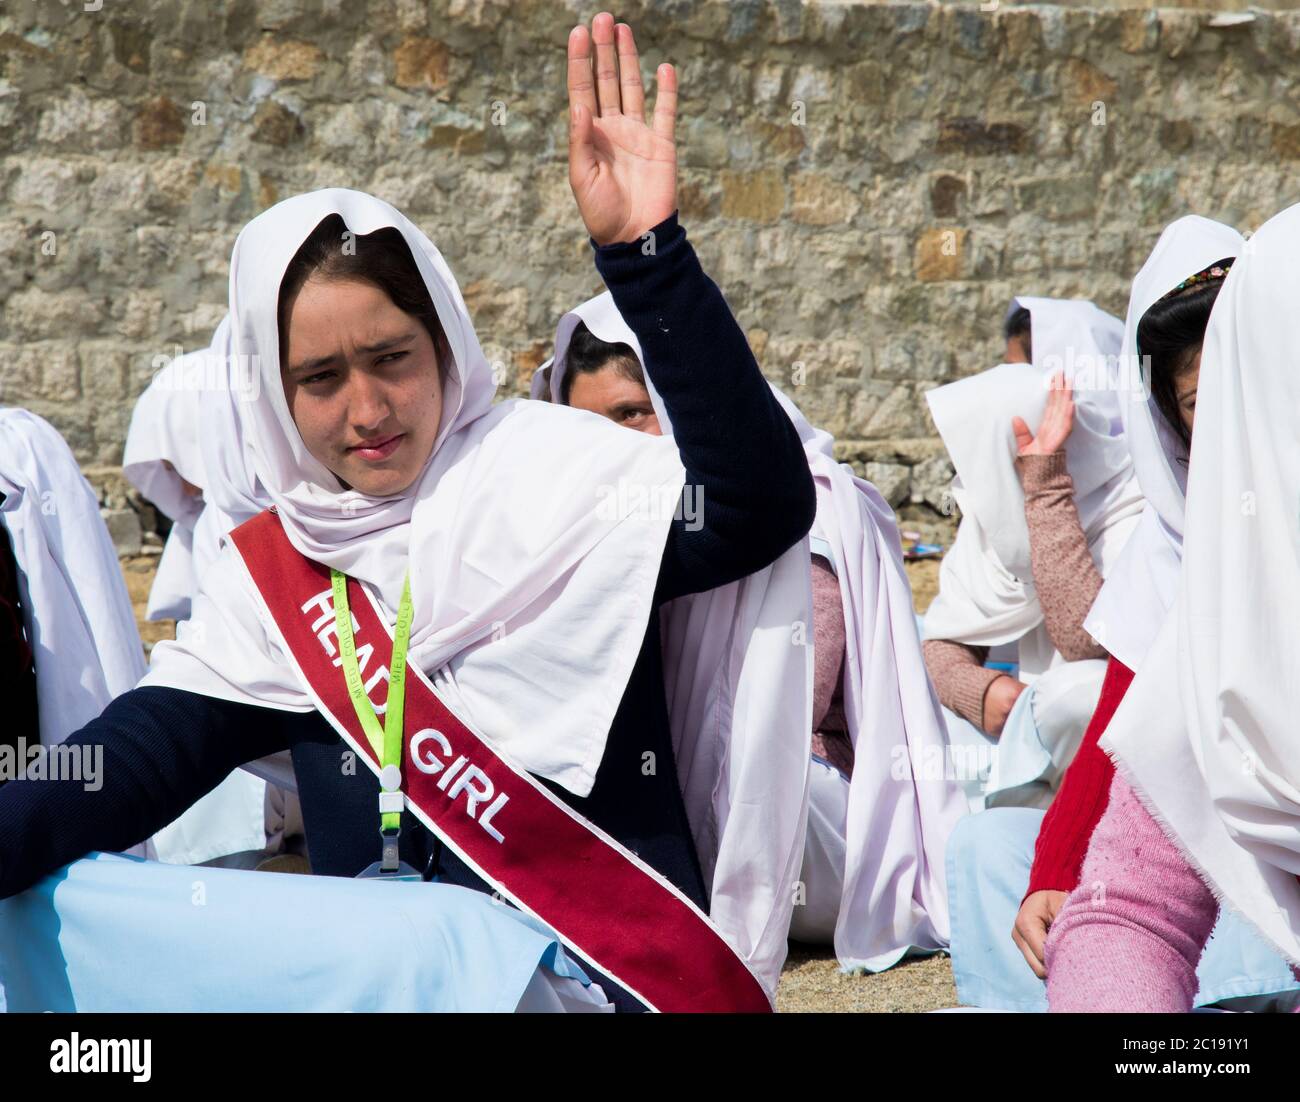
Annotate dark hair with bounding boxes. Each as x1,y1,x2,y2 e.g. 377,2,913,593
1136,277,1225,461
558,322,645,405
277,213,451,372
1004,305,1032,361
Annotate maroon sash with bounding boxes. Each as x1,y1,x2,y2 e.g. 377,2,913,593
230,510,771,1013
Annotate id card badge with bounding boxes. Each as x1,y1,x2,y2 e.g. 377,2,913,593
354,828,424,882
355,859,424,882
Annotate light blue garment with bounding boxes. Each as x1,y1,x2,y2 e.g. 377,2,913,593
941,685,1047,813
946,808,1300,1011
0,852,596,1012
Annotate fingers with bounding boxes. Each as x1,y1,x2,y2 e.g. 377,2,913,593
652,62,677,142
615,23,645,119
568,101,597,186
1012,916,1049,979
566,26,598,120
1011,415,1033,451
592,11,621,116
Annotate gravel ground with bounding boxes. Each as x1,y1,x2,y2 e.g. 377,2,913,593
778,947,957,1013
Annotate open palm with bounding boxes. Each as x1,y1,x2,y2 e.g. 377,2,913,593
567,14,677,246
1013,372,1076,457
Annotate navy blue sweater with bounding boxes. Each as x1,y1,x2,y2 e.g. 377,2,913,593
0,216,814,950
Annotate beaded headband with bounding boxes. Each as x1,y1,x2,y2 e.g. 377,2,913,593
1158,256,1235,302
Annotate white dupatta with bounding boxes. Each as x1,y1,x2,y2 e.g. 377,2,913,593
0,409,146,743
1083,217,1244,668
538,292,811,990
1007,297,1125,431
1102,202,1300,964
767,388,967,971
922,299,1142,680
123,367,207,622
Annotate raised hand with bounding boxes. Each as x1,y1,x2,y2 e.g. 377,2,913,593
567,12,677,247
1012,371,1075,457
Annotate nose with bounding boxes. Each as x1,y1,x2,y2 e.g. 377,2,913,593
347,371,393,436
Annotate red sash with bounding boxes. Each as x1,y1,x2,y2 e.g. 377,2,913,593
230,510,771,1013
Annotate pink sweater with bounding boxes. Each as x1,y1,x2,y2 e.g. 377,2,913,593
1044,774,1214,1011
1046,774,1300,1012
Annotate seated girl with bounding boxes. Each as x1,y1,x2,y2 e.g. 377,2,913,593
921,298,1141,810
1046,202,1300,1011
947,217,1296,1010
536,292,968,973
124,351,307,870
0,15,813,1014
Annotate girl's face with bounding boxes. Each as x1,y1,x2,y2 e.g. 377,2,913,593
566,363,662,435
281,277,443,496
1176,349,1201,439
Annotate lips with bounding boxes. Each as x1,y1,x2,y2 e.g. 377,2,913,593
348,433,405,461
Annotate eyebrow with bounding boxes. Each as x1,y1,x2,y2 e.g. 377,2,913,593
286,331,419,375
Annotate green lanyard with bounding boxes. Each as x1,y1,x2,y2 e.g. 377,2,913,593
331,569,413,840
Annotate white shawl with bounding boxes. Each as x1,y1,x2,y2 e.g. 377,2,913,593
1083,217,1243,669
0,409,146,743
1006,297,1125,431
539,292,811,989
768,388,967,971
122,367,206,622
543,292,968,972
922,301,1143,679
1102,201,1300,964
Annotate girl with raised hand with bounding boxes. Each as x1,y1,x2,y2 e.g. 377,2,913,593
1045,202,1300,1011
0,13,814,1014
948,217,1297,1010
922,298,1141,811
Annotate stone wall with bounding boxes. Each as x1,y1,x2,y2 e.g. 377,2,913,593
2,0,1299,547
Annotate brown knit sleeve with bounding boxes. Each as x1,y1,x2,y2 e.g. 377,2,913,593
1015,451,1107,662
810,556,846,733
922,638,1001,730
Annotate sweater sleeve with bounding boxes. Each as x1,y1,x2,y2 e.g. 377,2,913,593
1044,774,1215,1012
810,556,846,733
1025,656,1134,897
591,213,816,603
0,686,333,899
1016,452,1107,662
922,638,1000,729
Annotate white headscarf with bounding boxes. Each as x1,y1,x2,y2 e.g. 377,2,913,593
0,409,146,743
542,293,966,972
122,365,207,621
1102,201,1300,964
143,189,688,801
541,293,812,986
1007,297,1126,432
1083,217,1244,668
922,301,1143,680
